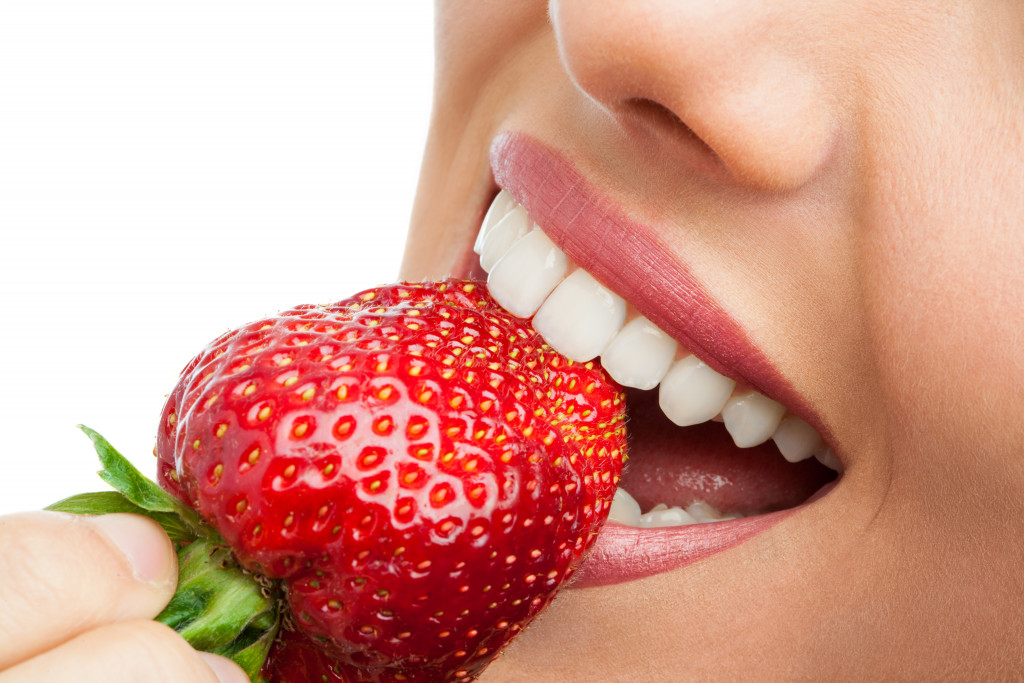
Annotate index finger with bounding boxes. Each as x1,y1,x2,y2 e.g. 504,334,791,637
0,511,177,670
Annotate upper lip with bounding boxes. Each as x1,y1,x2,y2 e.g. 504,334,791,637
488,131,830,447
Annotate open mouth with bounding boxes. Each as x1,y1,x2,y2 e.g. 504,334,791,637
460,132,841,586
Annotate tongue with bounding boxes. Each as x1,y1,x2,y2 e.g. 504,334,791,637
619,388,835,516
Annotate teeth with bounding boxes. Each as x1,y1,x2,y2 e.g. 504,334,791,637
814,446,842,472
532,269,627,362
479,205,533,272
638,504,698,528
607,488,643,526
684,501,739,523
487,229,569,318
721,390,787,448
658,355,736,427
771,416,824,463
474,189,517,255
608,489,742,529
600,316,678,390
478,192,837,476
608,498,741,528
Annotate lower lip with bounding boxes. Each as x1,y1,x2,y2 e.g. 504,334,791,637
573,476,840,588
570,509,795,588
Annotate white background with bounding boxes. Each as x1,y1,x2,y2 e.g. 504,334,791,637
0,3,435,514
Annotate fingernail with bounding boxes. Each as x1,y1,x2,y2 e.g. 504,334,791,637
89,513,176,586
199,652,251,683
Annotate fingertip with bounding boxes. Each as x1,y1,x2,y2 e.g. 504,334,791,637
198,652,251,683
87,513,177,590
0,512,179,670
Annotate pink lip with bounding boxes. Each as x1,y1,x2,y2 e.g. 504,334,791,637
489,131,832,587
575,480,836,587
574,511,793,587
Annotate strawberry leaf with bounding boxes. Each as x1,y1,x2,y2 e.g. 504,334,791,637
46,491,195,545
75,424,205,535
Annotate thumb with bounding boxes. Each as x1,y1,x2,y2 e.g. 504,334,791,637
0,511,177,670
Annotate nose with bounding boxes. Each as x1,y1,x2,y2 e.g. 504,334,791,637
548,0,840,191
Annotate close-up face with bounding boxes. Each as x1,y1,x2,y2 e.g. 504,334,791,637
402,1,1024,680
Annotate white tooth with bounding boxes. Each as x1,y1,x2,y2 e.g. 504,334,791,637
479,205,532,272
658,355,736,427
814,446,842,472
607,488,642,526
721,390,787,448
474,189,516,255
600,316,678,390
532,269,627,362
487,229,568,318
772,416,824,463
638,504,698,528
685,501,735,523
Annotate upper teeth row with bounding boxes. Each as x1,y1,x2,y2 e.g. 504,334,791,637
475,190,840,471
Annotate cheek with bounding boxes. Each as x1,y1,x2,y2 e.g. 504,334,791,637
849,141,1024,672
858,148,1024,583
854,21,1024,462
863,169,1024,454
401,3,555,282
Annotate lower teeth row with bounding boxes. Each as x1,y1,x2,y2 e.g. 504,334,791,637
607,488,743,528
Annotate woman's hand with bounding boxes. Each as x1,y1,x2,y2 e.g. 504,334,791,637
0,511,248,682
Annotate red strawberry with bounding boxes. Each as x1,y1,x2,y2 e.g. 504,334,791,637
263,628,348,682
153,280,626,682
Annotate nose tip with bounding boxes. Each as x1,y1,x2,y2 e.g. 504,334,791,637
549,0,839,191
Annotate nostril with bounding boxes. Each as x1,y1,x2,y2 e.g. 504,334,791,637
624,97,713,154
623,92,834,191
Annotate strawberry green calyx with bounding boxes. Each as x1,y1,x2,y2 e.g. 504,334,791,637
47,426,280,682
159,537,279,677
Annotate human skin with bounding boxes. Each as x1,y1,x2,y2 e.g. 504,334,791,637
0,512,248,682
400,1,1024,680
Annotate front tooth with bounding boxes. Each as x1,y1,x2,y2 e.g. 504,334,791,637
772,416,824,463
600,316,678,390
721,390,787,448
479,205,532,272
532,269,626,362
607,488,642,526
658,355,736,426
487,229,569,318
474,189,516,255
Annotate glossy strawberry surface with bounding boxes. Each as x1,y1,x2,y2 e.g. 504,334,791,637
156,280,626,682
263,628,348,682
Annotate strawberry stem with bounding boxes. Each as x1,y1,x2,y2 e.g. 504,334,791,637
160,538,280,676
46,426,281,682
